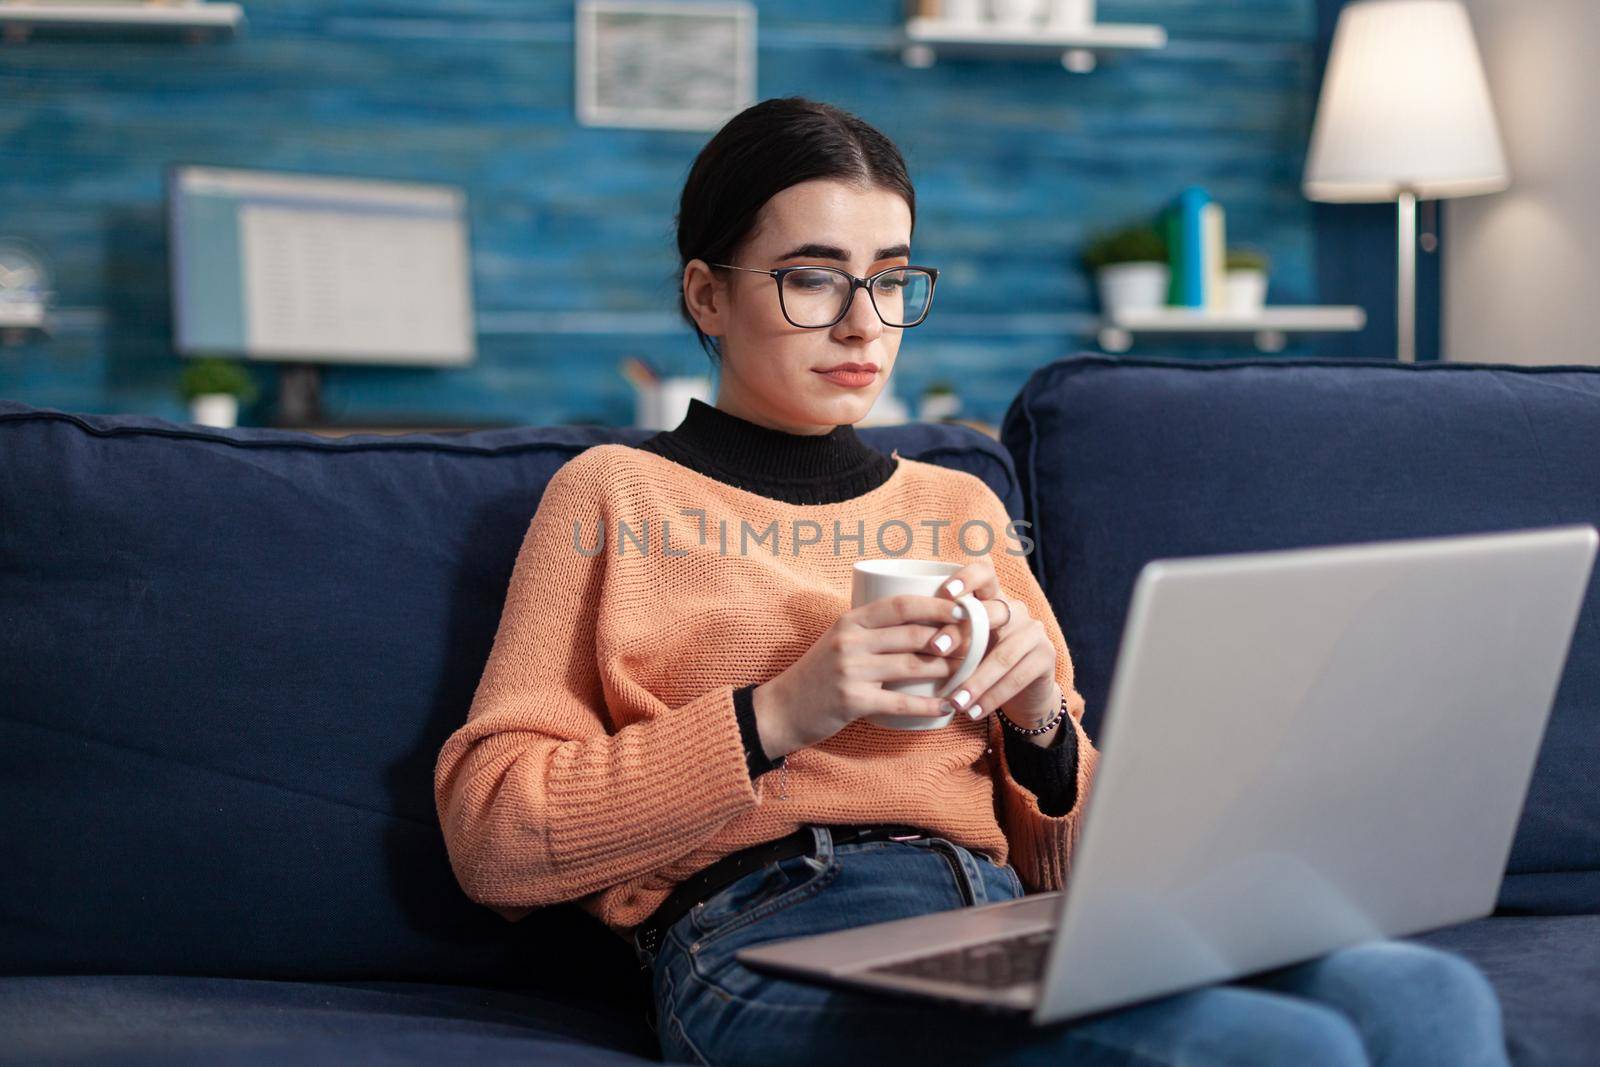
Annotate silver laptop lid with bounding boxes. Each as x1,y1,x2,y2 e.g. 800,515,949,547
1037,523,1598,1025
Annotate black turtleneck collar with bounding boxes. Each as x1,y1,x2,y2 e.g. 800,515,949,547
635,397,899,505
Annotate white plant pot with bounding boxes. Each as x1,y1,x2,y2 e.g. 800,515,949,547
190,393,239,428
860,387,909,426
941,0,985,26
1225,269,1268,315
1096,262,1170,316
919,392,962,422
990,0,1046,27
1046,0,1095,29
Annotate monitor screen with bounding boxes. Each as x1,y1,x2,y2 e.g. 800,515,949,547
168,165,476,366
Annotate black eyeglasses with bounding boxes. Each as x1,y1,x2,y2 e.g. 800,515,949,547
709,262,940,329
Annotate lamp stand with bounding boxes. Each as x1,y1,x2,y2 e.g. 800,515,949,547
1396,188,1416,363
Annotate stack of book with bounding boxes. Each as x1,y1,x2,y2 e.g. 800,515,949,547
1163,185,1227,312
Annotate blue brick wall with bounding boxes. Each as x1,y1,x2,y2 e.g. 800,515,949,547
0,0,1424,427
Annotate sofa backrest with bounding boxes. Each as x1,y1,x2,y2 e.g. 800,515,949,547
0,401,1023,997
1000,354,1600,917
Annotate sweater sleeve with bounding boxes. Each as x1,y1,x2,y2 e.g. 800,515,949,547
975,485,1102,895
735,682,786,779
433,459,763,921
1001,716,1077,816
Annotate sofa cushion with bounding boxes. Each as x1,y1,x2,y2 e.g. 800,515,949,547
1000,354,1600,915
1408,914,1600,1067
0,975,659,1065
0,399,1022,995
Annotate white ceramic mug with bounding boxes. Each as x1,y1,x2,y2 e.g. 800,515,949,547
851,559,991,731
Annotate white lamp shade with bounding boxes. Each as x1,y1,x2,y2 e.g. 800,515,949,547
1304,0,1510,202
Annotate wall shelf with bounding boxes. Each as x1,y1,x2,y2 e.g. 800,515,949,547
0,2,243,43
900,16,1166,71
1098,305,1367,353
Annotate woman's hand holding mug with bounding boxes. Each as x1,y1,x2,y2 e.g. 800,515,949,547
921,556,1064,744
750,560,990,760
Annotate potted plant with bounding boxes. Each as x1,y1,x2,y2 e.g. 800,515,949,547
179,356,259,428
1081,221,1169,316
918,380,961,422
1224,246,1271,315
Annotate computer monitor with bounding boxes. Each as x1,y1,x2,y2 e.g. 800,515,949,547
167,164,477,423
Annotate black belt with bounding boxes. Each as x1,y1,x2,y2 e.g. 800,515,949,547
632,823,935,961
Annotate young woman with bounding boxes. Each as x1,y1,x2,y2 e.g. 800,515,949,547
434,97,1510,1067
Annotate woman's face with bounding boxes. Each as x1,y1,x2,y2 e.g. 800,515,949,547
683,178,914,434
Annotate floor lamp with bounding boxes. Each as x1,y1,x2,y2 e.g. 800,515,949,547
1303,0,1510,362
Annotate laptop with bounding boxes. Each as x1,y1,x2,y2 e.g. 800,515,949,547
737,524,1599,1026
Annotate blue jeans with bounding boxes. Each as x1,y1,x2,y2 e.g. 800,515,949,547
648,825,1509,1067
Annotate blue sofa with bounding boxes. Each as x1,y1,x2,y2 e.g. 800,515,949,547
2,354,1596,1065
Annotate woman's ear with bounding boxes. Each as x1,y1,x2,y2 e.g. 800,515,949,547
683,260,727,338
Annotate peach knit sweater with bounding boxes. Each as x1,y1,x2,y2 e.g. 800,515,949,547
433,442,1100,937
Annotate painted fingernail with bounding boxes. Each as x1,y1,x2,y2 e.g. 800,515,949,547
967,704,983,720
951,689,970,709
951,604,966,620
944,578,964,596
934,634,953,653
939,699,954,714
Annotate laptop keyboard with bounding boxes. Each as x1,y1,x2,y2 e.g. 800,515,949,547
862,929,1052,990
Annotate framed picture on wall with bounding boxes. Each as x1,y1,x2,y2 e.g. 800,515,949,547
575,0,757,131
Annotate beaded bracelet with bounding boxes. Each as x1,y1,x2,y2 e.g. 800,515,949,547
995,690,1068,736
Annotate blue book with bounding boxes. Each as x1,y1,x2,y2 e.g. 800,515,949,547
1169,185,1211,308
